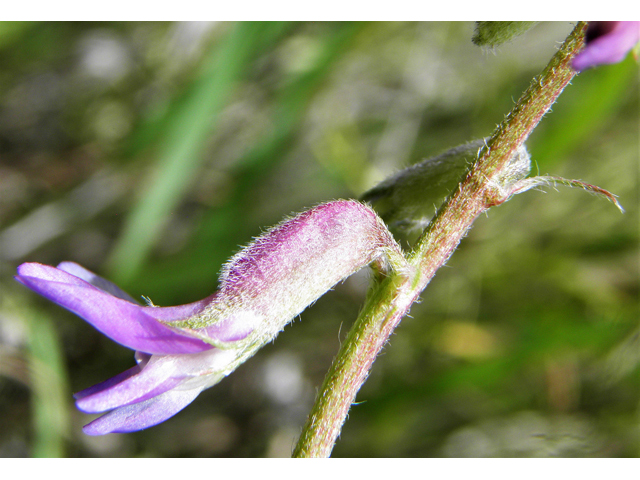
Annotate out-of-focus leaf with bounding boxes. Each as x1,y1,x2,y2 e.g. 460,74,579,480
135,23,364,301
0,22,34,50
472,21,538,48
27,309,70,458
107,22,289,284
532,55,638,166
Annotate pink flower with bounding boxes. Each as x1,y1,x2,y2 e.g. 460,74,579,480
15,200,404,434
573,21,640,71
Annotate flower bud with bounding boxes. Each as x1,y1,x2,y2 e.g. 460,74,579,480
472,21,538,48
362,140,531,231
169,199,406,345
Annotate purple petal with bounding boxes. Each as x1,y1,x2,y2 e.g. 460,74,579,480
57,261,139,303
75,359,182,413
74,364,142,401
142,295,216,322
75,348,237,413
16,263,213,354
144,296,256,343
573,21,640,71
82,384,204,435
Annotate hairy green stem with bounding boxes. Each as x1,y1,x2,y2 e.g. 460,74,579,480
292,22,587,458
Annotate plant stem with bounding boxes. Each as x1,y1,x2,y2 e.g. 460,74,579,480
292,22,587,458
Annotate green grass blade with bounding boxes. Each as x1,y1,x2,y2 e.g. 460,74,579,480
27,310,70,457
107,23,284,284
135,23,364,301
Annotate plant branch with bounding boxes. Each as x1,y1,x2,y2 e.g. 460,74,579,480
292,22,587,458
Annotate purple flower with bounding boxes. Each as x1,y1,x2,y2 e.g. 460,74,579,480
15,200,405,434
573,21,640,71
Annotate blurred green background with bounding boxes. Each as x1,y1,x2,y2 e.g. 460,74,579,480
0,21,637,458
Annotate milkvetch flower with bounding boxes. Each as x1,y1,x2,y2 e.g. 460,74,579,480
16,200,406,435
572,21,640,71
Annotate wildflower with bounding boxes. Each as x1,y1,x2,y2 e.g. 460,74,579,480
15,200,405,434
573,21,640,71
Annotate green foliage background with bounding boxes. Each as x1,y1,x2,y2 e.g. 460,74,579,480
0,21,637,457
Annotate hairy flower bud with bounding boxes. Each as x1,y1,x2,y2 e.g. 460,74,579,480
172,200,405,346
362,140,531,231
472,21,538,48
